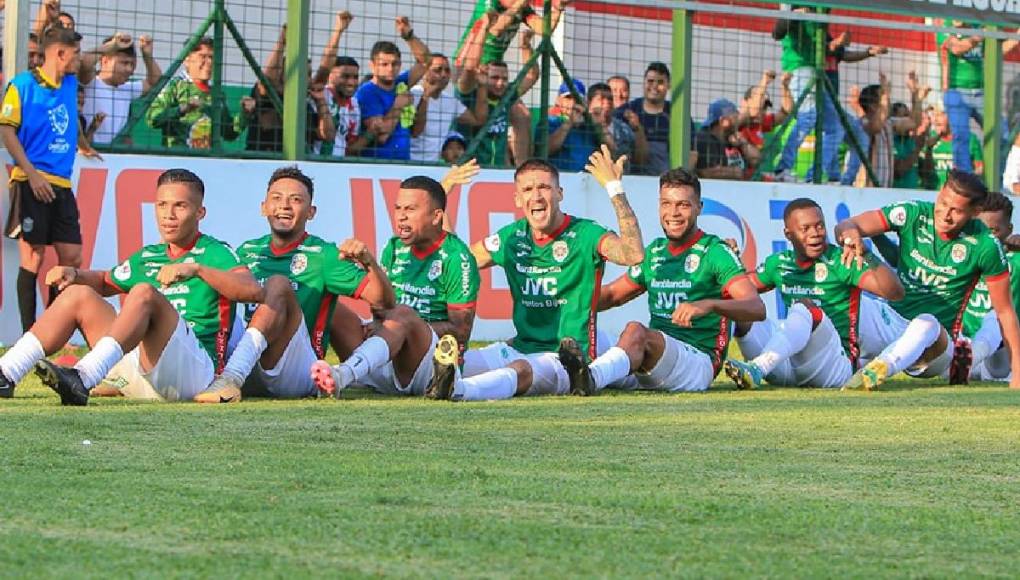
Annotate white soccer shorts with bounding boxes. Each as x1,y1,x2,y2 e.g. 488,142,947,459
858,296,953,378
634,331,714,392
244,317,319,398
462,342,570,396
103,315,215,401
735,315,852,388
361,330,439,396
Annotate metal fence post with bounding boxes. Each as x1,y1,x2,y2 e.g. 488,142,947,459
671,9,693,170
984,29,1003,192
284,0,310,161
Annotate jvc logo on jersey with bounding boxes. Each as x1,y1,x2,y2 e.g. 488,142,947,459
522,277,558,296
654,292,689,310
399,294,431,314
908,266,948,288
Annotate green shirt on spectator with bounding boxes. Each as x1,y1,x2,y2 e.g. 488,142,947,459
146,77,249,149
937,32,983,90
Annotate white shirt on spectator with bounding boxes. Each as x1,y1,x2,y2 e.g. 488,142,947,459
410,86,466,162
83,78,144,144
1003,145,1020,194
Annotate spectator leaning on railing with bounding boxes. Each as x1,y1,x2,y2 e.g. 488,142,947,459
615,61,671,176
410,53,485,162
355,17,431,161
695,99,760,180
80,33,162,146
146,37,253,149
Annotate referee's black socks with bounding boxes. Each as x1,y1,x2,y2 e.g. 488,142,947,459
17,267,37,332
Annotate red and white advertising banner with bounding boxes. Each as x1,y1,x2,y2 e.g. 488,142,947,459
0,154,939,345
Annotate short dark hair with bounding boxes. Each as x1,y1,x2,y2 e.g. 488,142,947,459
659,167,700,198
944,169,988,207
188,37,214,54
783,197,822,222
646,61,670,80
28,32,39,44
587,82,612,101
859,84,881,113
268,165,314,200
157,168,205,198
400,176,447,211
980,191,1014,220
488,60,509,70
58,11,76,27
515,158,560,183
40,24,81,50
429,53,449,63
890,102,910,117
334,56,358,68
370,41,400,60
607,75,630,89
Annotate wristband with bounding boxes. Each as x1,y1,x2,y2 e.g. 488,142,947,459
605,180,625,198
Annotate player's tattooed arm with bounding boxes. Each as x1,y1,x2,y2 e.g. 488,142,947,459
834,209,890,268
598,275,645,311
986,275,1020,389
339,238,397,311
45,267,121,297
586,144,644,266
671,276,764,328
430,308,476,347
857,257,905,302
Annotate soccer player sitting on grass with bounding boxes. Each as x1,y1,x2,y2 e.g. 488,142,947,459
0,169,262,403
955,193,1020,382
426,146,644,401
191,166,396,403
835,170,1020,390
558,167,765,395
722,198,905,389
309,173,481,398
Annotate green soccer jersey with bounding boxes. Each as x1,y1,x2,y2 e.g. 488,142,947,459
930,134,982,190
455,0,536,65
780,20,819,72
893,133,920,189
625,231,746,369
937,33,983,90
105,233,243,370
753,244,874,366
961,251,1020,337
237,233,368,358
379,232,480,322
880,200,1008,334
486,214,611,358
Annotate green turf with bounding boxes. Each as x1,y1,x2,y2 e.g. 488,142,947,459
3,371,1020,577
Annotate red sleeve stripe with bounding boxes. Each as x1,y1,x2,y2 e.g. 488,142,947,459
876,209,890,231
857,269,875,289
103,271,127,293
986,270,1010,284
621,274,644,290
447,302,477,311
721,274,748,299
748,272,767,292
351,275,371,300
229,266,249,274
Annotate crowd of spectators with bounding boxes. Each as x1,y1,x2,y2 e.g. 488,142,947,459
7,0,1020,192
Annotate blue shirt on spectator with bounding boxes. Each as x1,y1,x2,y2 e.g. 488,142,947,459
548,116,597,172
356,70,413,160
615,98,670,175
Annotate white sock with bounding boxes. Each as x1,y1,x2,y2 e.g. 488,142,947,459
876,314,941,376
0,332,45,383
753,303,813,375
74,337,125,390
457,367,518,401
340,336,392,382
588,346,632,391
222,328,269,382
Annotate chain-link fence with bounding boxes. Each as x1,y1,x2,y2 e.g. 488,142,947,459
5,0,1018,189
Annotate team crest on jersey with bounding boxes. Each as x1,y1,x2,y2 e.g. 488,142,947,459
629,265,642,278
484,234,501,252
428,260,443,281
552,241,569,263
814,262,828,283
114,261,131,281
684,254,701,273
951,243,967,263
47,104,70,135
290,253,308,275
889,206,907,227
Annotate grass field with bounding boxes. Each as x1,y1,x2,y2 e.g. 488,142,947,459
3,370,1020,577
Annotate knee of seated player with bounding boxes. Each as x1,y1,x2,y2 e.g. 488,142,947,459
386,304,420,326
507,359,533,393
123,283,167,310
618,321,650,350
53,283,103,308
261,275,294,303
